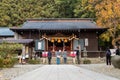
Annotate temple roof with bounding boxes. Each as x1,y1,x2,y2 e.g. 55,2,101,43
10,18,106,31
0,27,14,37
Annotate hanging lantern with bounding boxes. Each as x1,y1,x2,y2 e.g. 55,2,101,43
64,39,68,43
57,39,61,43
51,39,54,42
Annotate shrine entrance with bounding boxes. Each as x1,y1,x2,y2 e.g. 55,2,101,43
48,39,71,51
42,33,76,51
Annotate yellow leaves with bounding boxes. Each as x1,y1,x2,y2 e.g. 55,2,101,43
117,25,120,29
88,0,94,3
107,10,113,16
100,28,115,41
96,0,120,42
100,32,110,42
117,0,120,2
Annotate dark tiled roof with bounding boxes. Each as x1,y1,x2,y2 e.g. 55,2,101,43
21,21,100,30
0,27,14,36
0,39,33,44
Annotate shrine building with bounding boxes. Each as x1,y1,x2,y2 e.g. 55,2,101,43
8,18,106,57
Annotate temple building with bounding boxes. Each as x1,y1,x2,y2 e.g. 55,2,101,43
1,18,106,58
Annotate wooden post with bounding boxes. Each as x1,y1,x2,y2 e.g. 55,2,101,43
78,29,81,62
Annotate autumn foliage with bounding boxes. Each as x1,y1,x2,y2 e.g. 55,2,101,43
95,0,120,44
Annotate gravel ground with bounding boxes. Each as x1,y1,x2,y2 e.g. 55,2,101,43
0,64,42,80
79,63,120,79
0,63,120,80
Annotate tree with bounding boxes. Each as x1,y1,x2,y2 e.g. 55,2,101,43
0,0,101,27
74,0,96,18
95,0,120,46
54,0,77,18
0,0,45,27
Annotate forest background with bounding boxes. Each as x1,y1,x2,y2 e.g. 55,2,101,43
0,0,120,48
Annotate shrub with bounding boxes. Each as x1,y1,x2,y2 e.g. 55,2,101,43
83,59,91,64
0,42,22,68
0,58,17,68
0,42,22,58
12,58,18,64
28,59,40,64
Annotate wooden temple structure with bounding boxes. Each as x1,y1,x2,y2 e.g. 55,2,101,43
10,18,107,58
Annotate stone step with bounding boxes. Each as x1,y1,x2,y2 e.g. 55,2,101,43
38,57,105,64
40,57,76,64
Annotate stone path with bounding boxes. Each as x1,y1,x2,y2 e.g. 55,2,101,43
12,65,119,80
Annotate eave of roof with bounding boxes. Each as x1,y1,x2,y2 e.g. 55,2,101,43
0,27,14,36
10,27,107,30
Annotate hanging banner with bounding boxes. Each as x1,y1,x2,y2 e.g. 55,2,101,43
85,38,88,46
38,42,42,50
35,40,45,51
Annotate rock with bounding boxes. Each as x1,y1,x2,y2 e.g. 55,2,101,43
111,55,120,69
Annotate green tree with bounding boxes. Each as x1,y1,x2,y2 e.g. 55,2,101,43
0,0,81,27
0,0,104,27
54,0,77,18
74,0,96,18
0,0,44,27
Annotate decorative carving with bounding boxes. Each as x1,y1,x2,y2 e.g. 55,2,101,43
42,33,76,41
